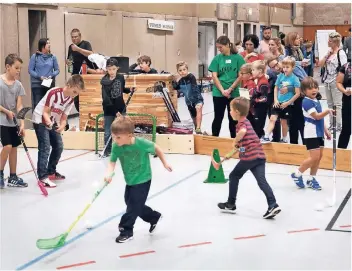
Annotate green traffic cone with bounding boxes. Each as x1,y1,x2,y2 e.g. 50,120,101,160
204,149,228,183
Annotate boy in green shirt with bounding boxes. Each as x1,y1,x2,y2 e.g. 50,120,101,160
105,114,172,243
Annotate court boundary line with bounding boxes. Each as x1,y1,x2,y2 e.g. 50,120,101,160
15,170,201,270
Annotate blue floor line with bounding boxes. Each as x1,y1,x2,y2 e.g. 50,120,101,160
15,170,201,270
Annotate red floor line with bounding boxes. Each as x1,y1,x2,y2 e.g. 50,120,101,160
178,241,212,248
56,260,96,269
17,150,93,177
234,234,266,240
287,228,320,234
119,250,156,258
339,225,351,228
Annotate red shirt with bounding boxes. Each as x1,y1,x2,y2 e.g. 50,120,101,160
236,118,266,161
242,78,256,96
240,51,265,63
253,75,270,104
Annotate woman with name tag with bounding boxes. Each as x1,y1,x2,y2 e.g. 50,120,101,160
208,36,245,138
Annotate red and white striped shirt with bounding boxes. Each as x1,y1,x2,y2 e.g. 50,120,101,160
33,87,74,125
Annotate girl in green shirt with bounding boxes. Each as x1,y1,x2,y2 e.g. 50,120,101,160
209,36,245,138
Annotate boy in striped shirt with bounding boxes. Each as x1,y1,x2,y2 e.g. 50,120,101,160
32,75,85,188
218,97,281,219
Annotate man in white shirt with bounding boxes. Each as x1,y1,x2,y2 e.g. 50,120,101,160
32,74,85,188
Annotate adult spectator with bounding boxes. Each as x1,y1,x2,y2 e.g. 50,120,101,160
336,61,351,149
268,37,284,60
240,34,264,63
208,36,245,138
28,38,59,109
319,32,348,131
259,26,272,55
66,28,94,111
284,32,308,144
343,28,351,62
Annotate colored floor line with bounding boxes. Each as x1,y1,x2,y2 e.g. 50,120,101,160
339,225,351,228
178,241,212,248
56,260,96,270
234,234,266,240
119,250,156,258
204,170,351,179
15,170,201,271
287,228,320,234
16,150,93,177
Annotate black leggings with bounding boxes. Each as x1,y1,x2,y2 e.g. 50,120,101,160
253,103,268,139
338,95,351,149
289,97,305,144
212,96,237,138
267,93,281,142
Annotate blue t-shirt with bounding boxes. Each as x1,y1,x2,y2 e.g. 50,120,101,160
302,97,324,138
274,73,300,103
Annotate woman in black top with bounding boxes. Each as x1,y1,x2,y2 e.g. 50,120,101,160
336,62,351,149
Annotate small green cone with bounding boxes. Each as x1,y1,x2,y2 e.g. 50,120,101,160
204,149,228,183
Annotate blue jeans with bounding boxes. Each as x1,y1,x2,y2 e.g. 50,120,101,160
32,87,47,110
33,124,63,180
104,115,115,154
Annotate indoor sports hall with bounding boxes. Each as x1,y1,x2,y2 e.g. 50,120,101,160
0,92,351,271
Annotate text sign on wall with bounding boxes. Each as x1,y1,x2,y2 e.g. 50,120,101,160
147,19,175,31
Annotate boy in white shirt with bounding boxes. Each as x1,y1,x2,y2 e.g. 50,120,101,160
32,75,85,187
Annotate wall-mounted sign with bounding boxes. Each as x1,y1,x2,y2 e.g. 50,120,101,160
147,19,175,31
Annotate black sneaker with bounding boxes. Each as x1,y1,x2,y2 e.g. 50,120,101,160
115,234,133,243
218,202,236,213
263,204,281,219
149,214,162,234
0,172,5,189
7,175,28,188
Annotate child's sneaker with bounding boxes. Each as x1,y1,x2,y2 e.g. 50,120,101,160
218,202,236,213
260,137,271,144
149,214,162,234
263,204,281,219
7,175,28,188
307,178,322,190
115,234,133,243
291,173,305,188
40,178,57,188
0,172,5,189
48,172,65,181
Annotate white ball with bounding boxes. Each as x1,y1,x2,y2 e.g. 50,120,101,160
85,220,93,230
92,181,100,188
314,203,324,211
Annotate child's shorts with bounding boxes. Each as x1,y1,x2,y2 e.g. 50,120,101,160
305,137,324,150
187,102,203,119
271,104,292,120
0,125,21,147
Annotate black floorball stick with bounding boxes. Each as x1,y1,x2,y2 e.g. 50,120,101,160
154,82,180,122
12,116,48,196
331,105,337,206
98,88,136,158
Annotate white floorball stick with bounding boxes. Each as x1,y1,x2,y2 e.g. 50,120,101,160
330,105,337,207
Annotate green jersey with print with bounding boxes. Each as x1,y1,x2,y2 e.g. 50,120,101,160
208,53,245,98
110,137,156,186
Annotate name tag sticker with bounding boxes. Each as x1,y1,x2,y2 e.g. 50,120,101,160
225,59,231,64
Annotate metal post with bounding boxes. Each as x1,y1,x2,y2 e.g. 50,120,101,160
233,3,238,42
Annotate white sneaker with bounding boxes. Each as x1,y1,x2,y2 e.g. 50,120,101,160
40,178,57,188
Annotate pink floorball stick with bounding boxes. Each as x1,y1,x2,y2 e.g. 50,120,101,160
211,148,239,170
13,117,48,197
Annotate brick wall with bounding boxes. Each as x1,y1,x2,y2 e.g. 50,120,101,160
303,3,351,25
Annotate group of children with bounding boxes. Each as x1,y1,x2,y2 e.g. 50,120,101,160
0,51,333,244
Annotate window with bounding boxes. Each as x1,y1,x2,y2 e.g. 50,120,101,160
223,23,228,36
28,10,47,56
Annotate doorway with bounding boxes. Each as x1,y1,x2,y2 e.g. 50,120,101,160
28,10,47,56
198,22,217,78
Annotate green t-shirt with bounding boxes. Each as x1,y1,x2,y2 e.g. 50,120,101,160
110,137,156,186
208,53,245,98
